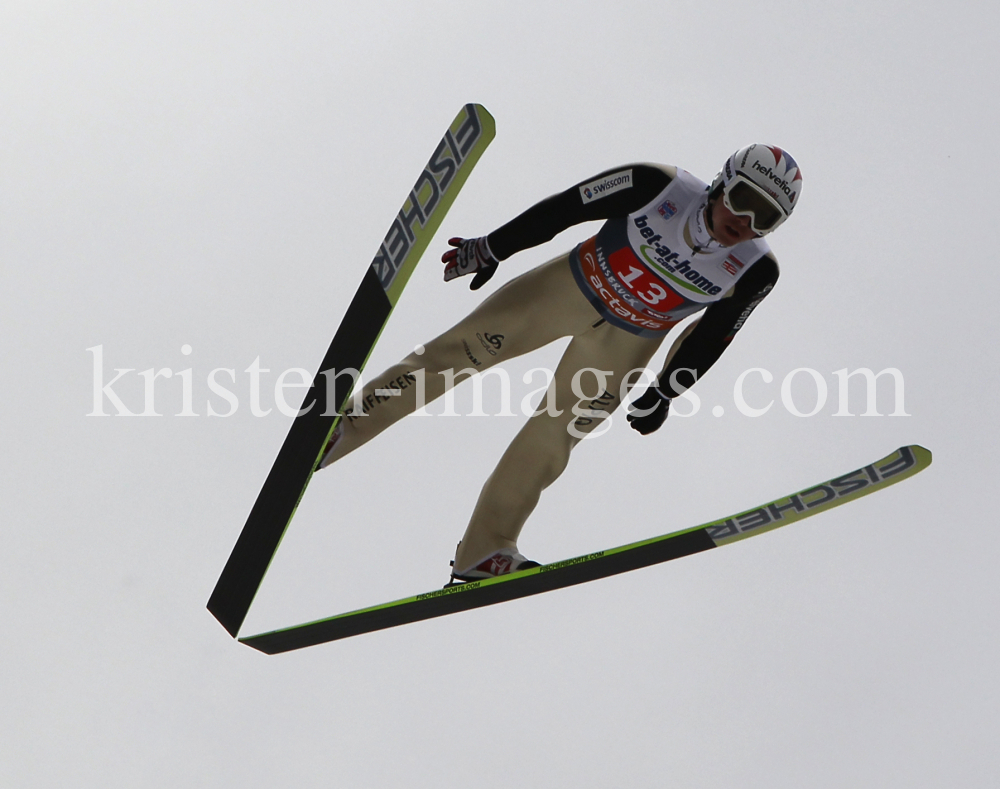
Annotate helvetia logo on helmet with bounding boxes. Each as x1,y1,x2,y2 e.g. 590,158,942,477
750,146,802,204
750,162,800,203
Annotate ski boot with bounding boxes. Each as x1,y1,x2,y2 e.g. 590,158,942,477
446,545,541,587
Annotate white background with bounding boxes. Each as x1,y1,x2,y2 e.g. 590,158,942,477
2,2,997,787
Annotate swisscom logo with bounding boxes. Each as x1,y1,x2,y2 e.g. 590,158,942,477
579,169,633,204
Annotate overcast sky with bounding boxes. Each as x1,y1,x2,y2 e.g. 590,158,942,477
3,2,998,787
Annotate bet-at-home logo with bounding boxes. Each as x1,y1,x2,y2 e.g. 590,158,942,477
632,215,723,296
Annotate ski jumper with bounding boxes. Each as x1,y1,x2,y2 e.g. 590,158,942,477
321,163,780,570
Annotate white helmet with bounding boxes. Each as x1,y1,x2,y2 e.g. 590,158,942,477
711,144,802,235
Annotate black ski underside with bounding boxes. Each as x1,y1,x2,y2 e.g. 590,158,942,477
237,444,932,654
207,269,390,636
242,530,716,654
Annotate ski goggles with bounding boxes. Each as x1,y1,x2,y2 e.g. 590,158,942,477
722,175,787,235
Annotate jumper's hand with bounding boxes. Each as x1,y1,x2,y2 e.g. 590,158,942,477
442,236,499,290
627,386,671,435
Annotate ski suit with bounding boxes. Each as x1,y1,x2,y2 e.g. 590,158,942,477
322,163,780,570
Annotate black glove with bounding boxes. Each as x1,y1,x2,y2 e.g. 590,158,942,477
627,385,671,435
442,236,499,290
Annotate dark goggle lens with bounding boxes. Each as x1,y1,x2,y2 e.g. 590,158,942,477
727,181,782,231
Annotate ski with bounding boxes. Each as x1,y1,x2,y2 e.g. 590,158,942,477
239,444,932,654
207,104,497,637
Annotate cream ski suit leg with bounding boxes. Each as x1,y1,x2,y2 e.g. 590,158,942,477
323,251,688,570
453,316,697,568
323,251,602,464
